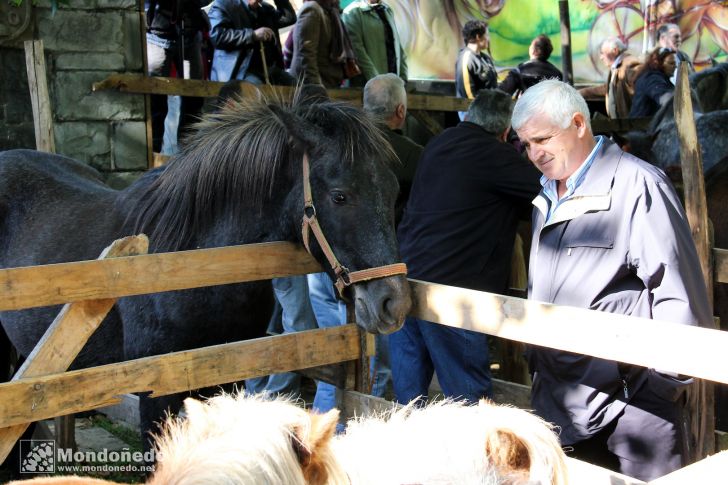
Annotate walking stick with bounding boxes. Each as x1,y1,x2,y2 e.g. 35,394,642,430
260,41,271,85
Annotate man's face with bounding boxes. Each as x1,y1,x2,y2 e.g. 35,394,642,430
598,44,617,68
477,30,490,51
248,0,263,9
661,27,682,50
516,112,584,183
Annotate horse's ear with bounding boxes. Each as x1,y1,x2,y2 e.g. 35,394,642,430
291,409,339,485
267,103,322,154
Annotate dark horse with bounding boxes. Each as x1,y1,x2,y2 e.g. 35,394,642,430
0,90,412,452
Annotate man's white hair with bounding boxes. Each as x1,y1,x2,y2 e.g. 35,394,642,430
512,79,591,131
363,73,406,121
601,36,626,53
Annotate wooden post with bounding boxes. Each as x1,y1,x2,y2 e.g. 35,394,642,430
0,236,149,463
24,40,55,153
674,62,716,460
139,0,154,169
558,0,574,85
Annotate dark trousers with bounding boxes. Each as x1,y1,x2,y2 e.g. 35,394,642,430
566,382,689,481
389,316,493,405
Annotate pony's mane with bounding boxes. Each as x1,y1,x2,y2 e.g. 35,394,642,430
132,89,394,251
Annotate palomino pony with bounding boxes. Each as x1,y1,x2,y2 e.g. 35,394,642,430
10,393,568,485
0,89,411,450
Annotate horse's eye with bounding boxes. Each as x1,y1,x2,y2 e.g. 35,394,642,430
331,191,347,204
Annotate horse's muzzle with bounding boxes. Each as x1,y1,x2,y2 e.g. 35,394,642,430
353,274,411,334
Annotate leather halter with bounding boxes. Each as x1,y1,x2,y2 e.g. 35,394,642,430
300,153,407,299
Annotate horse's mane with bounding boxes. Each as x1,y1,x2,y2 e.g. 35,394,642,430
131,89,394,251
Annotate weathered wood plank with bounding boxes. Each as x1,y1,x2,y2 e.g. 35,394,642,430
715,248,728,284
339,390,401,422
0,325,360,430
0,241,320,311
409,110,443,136
408,279,728,385
566,457,646,485
649,450,728,484
675,62,716,459
590,116,651,134
0,236,149,462
91,74,472,111
24,40,55,153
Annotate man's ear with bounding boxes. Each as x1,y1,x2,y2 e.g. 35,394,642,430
396,103,406,121
499,126,511,143
573,112,588,137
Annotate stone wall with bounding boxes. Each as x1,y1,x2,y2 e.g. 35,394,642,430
0,0,147,188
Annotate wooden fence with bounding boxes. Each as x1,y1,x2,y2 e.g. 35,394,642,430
0,234,727,480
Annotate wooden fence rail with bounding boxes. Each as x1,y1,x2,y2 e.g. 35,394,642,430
91,74,651,134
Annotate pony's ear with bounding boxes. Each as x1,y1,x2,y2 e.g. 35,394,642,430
267,104,322,154
483,428,531,482
291,409,340,485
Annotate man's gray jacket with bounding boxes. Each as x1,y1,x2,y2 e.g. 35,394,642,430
527,138,712,445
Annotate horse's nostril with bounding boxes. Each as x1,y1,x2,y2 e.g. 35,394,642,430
382,297,394,318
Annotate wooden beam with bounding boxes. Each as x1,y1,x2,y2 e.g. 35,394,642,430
0,325,360,430
0,241,320,311
409,110,443,136
408,279,728,385
91,74,472,111
558,0,574,84
648,450,728,484
675,62,716,459
0,235,149,462
591,116,651,134
24,40,55,153
566,457,646,485
715,248,728,283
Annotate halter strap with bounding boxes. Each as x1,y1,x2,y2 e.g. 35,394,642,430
300,153,407,299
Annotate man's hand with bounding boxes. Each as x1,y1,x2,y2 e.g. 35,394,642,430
253,27,275,42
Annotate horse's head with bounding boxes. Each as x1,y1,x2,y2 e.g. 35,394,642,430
135,87,411,334
270,93,412,334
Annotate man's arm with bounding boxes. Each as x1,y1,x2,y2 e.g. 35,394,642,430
342,7,378,80
208,1,255,50
294,3,323,85
629,178,712,327
271,0,296,28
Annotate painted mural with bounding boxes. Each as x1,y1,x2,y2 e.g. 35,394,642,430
329,0,727,82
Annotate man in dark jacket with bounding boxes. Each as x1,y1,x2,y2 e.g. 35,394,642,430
499,34,562,96
512,80,711,481
390,89,542,405
208,0,296,84
455,20,497,120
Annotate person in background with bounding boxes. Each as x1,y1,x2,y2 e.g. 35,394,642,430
657,22,694,84
208,0,296,84
455,20,497,120
498,34,562,97
288,0,356,88
629,47,676,118
390,89,541,406
146,0,208,153
362,73,422,224
342,0,407,87
578,37,641,119
513,80,711,481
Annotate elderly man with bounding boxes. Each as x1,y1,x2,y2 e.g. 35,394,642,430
657,23,694,83
208,0,296,84
363,73,422,223
390,89,541,406
512,80,712,481
579,37,640,118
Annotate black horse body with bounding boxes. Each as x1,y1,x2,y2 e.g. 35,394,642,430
0,93,411,447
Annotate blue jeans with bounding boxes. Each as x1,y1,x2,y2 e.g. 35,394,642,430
246,276,317,397
389,316,492,405
307,272,391,414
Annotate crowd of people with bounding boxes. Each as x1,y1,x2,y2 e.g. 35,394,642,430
143,2,708,481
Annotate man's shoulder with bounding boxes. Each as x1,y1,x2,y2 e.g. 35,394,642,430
608,145,670,186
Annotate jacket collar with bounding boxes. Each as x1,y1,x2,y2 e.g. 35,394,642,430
533,138,621,227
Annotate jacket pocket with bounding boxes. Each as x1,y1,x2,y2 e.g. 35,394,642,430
646,368,694,402
565,235,614,249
